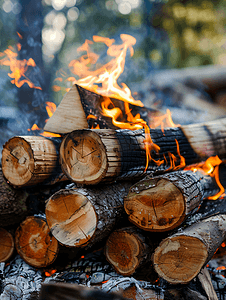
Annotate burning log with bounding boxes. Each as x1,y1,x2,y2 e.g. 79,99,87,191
152,214,226,284
0,227,14,262
0,168,28,226
124,168,222,232
104,226,159,278
59,116,226,185
44,84,161,134
45,182,132,248
15,216,59,268
1,135,67,187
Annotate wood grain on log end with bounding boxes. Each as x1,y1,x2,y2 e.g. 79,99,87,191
124,178,185,232
45,189,97,247
44,84,88,134
2,136,59,187
105,229,143,276
153,235,208,284
60,130,108,185
15,216,58,268
0,228,14,262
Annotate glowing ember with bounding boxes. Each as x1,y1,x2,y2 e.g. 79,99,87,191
45,269,57,277
216,266,226,271
0,44,42,90
185,156,224,200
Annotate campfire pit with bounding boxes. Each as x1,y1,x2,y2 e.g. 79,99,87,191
1,34,226,300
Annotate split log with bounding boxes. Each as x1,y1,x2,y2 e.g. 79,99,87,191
0,168,28,226
152,214,226,284
15,216,59,268
44,84,162,134
0,227,14,262
60,116,226,185
104,226,160,280
1,135,67,187
45,182,132,248
124,168,222,232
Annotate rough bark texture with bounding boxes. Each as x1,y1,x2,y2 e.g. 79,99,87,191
59,128,199,185
0,227,14,262
45,182,132,249
2,135,66,187
0,168,28,226
153,214,226,284
104,226,159,277
124,169,220,232
15,216,59,268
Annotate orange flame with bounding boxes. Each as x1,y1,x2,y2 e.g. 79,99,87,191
0,45,42,90
45,269,57,277
185,156,224,200
54,34,184,171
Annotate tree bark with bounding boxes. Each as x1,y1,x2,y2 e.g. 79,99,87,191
152,214,226,284
1,135,67,187
15,216,59,268
0,227,14,263
124,169,221,232
45,182,132,249
0,168,28,226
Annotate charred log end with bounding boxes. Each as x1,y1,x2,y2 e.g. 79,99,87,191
2,136,58,187
124,179,185,232
45,189,97,247
15,216,58,268
60,130,108,185
105,230,142,276
0,228,14,262
153,235,208,284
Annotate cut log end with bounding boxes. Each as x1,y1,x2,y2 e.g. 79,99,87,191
153,235,208,284
105,230,141,276
15,216,58,268
2,137,34,186
60,130,108,185
124,179,185,232
45,189,97,247
0,228,14,262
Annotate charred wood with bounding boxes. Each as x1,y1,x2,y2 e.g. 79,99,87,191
124,169,222,232
0,168,28,226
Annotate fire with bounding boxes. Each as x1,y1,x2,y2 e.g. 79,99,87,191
185,156,224,200
45,269,57,277
0,44,42,90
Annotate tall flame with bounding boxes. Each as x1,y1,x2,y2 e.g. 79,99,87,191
0,43,42,90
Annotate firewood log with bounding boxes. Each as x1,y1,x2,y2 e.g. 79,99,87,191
45,182,132,248
39,282,129,300
104,226,160,278
124,169,222,232
152,214,226,284
15,216,59,268
44,84,162,134
0,168,28,226
59,116,226,185
1,135,67,187
0,227,14,262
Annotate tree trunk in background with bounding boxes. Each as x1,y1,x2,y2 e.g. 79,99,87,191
17,0,49,130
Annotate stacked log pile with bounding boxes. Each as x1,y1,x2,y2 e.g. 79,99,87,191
1,84,226,299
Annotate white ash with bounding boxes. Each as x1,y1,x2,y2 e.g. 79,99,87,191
0,255,42,300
